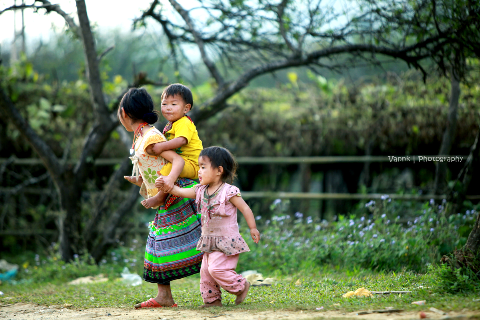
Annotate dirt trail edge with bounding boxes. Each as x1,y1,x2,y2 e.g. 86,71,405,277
1,303,479,320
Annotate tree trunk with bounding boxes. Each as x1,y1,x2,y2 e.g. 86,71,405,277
443,126,480,274
54,169,83,261
434,73,460,195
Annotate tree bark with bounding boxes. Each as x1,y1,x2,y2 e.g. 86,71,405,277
57,173,82,261
434,73,460,195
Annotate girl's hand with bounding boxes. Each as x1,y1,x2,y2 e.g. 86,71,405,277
250,228,260,244
162,175,175,193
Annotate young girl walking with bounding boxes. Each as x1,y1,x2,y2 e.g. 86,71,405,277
118,88,203,308
156,146,260,307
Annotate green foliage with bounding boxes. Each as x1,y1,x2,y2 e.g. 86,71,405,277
429,262,480,294
238,198,478,274
12,238,144,285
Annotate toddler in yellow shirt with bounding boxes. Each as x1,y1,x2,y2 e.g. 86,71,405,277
141,83,203,209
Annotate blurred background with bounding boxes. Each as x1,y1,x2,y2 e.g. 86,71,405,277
0,0,479,279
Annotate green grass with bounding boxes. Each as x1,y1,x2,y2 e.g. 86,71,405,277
1,271,479,313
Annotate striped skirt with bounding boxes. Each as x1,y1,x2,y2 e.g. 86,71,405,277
143,178,203,284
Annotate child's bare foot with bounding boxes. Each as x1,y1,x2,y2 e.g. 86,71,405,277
200,300,223,308
235,281,250,305
141,196,163,209
124,176,143,187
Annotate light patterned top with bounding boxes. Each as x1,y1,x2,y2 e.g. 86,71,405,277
131,126,167,199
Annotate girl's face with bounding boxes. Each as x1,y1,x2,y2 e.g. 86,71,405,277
198,156,223,185
118,107,133,132
161,94,191,122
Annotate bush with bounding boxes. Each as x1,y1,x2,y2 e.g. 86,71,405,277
239,197,478,274
429,263,480,294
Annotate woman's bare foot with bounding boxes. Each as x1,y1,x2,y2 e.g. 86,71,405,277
235,281,250,305
200,300,223,308
124,176,143,187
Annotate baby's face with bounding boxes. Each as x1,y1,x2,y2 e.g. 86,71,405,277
161,94,191,122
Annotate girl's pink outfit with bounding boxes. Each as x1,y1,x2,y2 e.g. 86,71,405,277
195,183,250,303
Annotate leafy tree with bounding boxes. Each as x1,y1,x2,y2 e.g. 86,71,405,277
1,0,479,263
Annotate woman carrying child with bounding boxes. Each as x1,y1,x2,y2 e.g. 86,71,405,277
118,87,203,308
157,146,260,307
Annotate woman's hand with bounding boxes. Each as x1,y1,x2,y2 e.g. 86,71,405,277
250,228,260,244
124,175,143,187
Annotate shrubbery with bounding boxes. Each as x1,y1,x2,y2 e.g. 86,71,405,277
239,197,478,274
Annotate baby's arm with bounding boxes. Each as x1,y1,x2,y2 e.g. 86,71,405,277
145,137,187,156
159,150,185,191
155,177,196,199
229,196,260,244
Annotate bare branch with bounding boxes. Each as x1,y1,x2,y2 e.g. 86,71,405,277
33,0,81,38
168,0,225,87
277,0,297,53
192,42,430,123
97,45,115,62
4,172,49,195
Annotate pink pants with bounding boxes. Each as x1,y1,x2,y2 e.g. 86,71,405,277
200,251,246,303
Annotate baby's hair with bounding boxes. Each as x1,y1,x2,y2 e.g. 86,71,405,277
161,83,194,109
119,87,158,124
200,146,238,183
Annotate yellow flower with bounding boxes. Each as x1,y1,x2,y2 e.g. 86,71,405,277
406,246,409,250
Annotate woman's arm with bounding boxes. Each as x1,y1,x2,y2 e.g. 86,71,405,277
229,196,260,243
158,150,184,192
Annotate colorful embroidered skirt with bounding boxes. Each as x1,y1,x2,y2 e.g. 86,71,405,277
143,178,203,284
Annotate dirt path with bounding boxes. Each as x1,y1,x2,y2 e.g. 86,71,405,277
1,303,479,320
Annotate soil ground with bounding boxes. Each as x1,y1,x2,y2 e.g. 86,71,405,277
1,303,479,320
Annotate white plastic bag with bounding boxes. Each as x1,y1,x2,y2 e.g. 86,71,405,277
121,267,142,286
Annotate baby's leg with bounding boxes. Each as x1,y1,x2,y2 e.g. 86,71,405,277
206,252,248,304
200,253,223,307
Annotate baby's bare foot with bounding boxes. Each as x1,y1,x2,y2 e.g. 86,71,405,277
200,300,223,308
235,281,250,305
141,197,163,209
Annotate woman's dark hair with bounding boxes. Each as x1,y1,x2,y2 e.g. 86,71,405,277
119,87,158,124
161,83,194,109
199,146,238,183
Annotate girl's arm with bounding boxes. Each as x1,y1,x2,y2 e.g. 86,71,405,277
155,177,196,199
229,196,260,244
158,150,184,192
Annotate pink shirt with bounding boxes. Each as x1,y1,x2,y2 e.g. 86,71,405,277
195,183,250,256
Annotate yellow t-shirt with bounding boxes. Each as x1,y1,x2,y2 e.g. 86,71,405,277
164,116,203,165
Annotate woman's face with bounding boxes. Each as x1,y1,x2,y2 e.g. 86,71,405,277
118,107,133,132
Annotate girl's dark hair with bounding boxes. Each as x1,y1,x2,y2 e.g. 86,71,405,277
119,87,158,124
161,83,194,109
200,146,238,183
